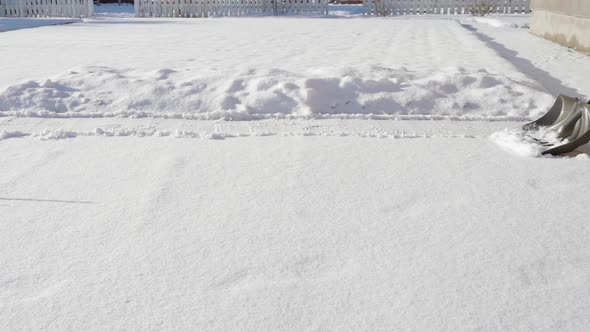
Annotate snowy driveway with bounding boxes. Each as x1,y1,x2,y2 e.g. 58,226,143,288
1,14,590,330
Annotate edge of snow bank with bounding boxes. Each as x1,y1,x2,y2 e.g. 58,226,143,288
0,65,553,121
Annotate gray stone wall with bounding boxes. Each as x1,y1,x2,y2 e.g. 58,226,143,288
530,0,590,54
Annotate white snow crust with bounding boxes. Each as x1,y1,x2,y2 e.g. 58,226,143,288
1,11,590,331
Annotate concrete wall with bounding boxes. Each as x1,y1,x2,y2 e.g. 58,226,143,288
530,0,590,54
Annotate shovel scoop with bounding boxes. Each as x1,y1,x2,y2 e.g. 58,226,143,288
523,95,590,156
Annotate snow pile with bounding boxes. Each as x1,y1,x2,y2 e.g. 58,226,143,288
490,129,543,157
94,126,169,137
490,126,578,158
35,129,78,140
0,65,552,120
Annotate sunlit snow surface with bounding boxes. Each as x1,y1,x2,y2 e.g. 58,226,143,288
0,14,560,121
1,9,590,330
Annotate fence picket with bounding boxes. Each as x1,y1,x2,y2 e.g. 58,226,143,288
134,0,327,17
1,0,92,17
365,0,530,16
0,0,530,18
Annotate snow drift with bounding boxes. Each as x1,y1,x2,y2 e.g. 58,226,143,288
0,65,553,121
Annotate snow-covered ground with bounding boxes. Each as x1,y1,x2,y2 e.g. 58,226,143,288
459,18,590,100
0,15,559,120
1,9,590,330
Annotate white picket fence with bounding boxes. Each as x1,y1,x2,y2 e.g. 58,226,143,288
0,0,93,17
135,0,329,17
363,0,530,16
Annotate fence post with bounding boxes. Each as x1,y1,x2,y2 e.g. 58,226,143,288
88,0,94,16
134,0,139,16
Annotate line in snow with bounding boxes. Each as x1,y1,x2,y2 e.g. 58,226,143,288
0,111,534,123
19,127,483,141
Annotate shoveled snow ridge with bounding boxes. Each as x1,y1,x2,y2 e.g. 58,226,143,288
30,126,587,159
27,126,482,141
0,65,553,121
5,116,585,158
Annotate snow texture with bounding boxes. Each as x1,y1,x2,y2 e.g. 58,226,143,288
1,132,590,331
0,17,563,121
1,11,590,331
0,65,553,120
490,129,544,157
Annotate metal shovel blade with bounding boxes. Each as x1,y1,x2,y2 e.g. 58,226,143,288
523,95,590,156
